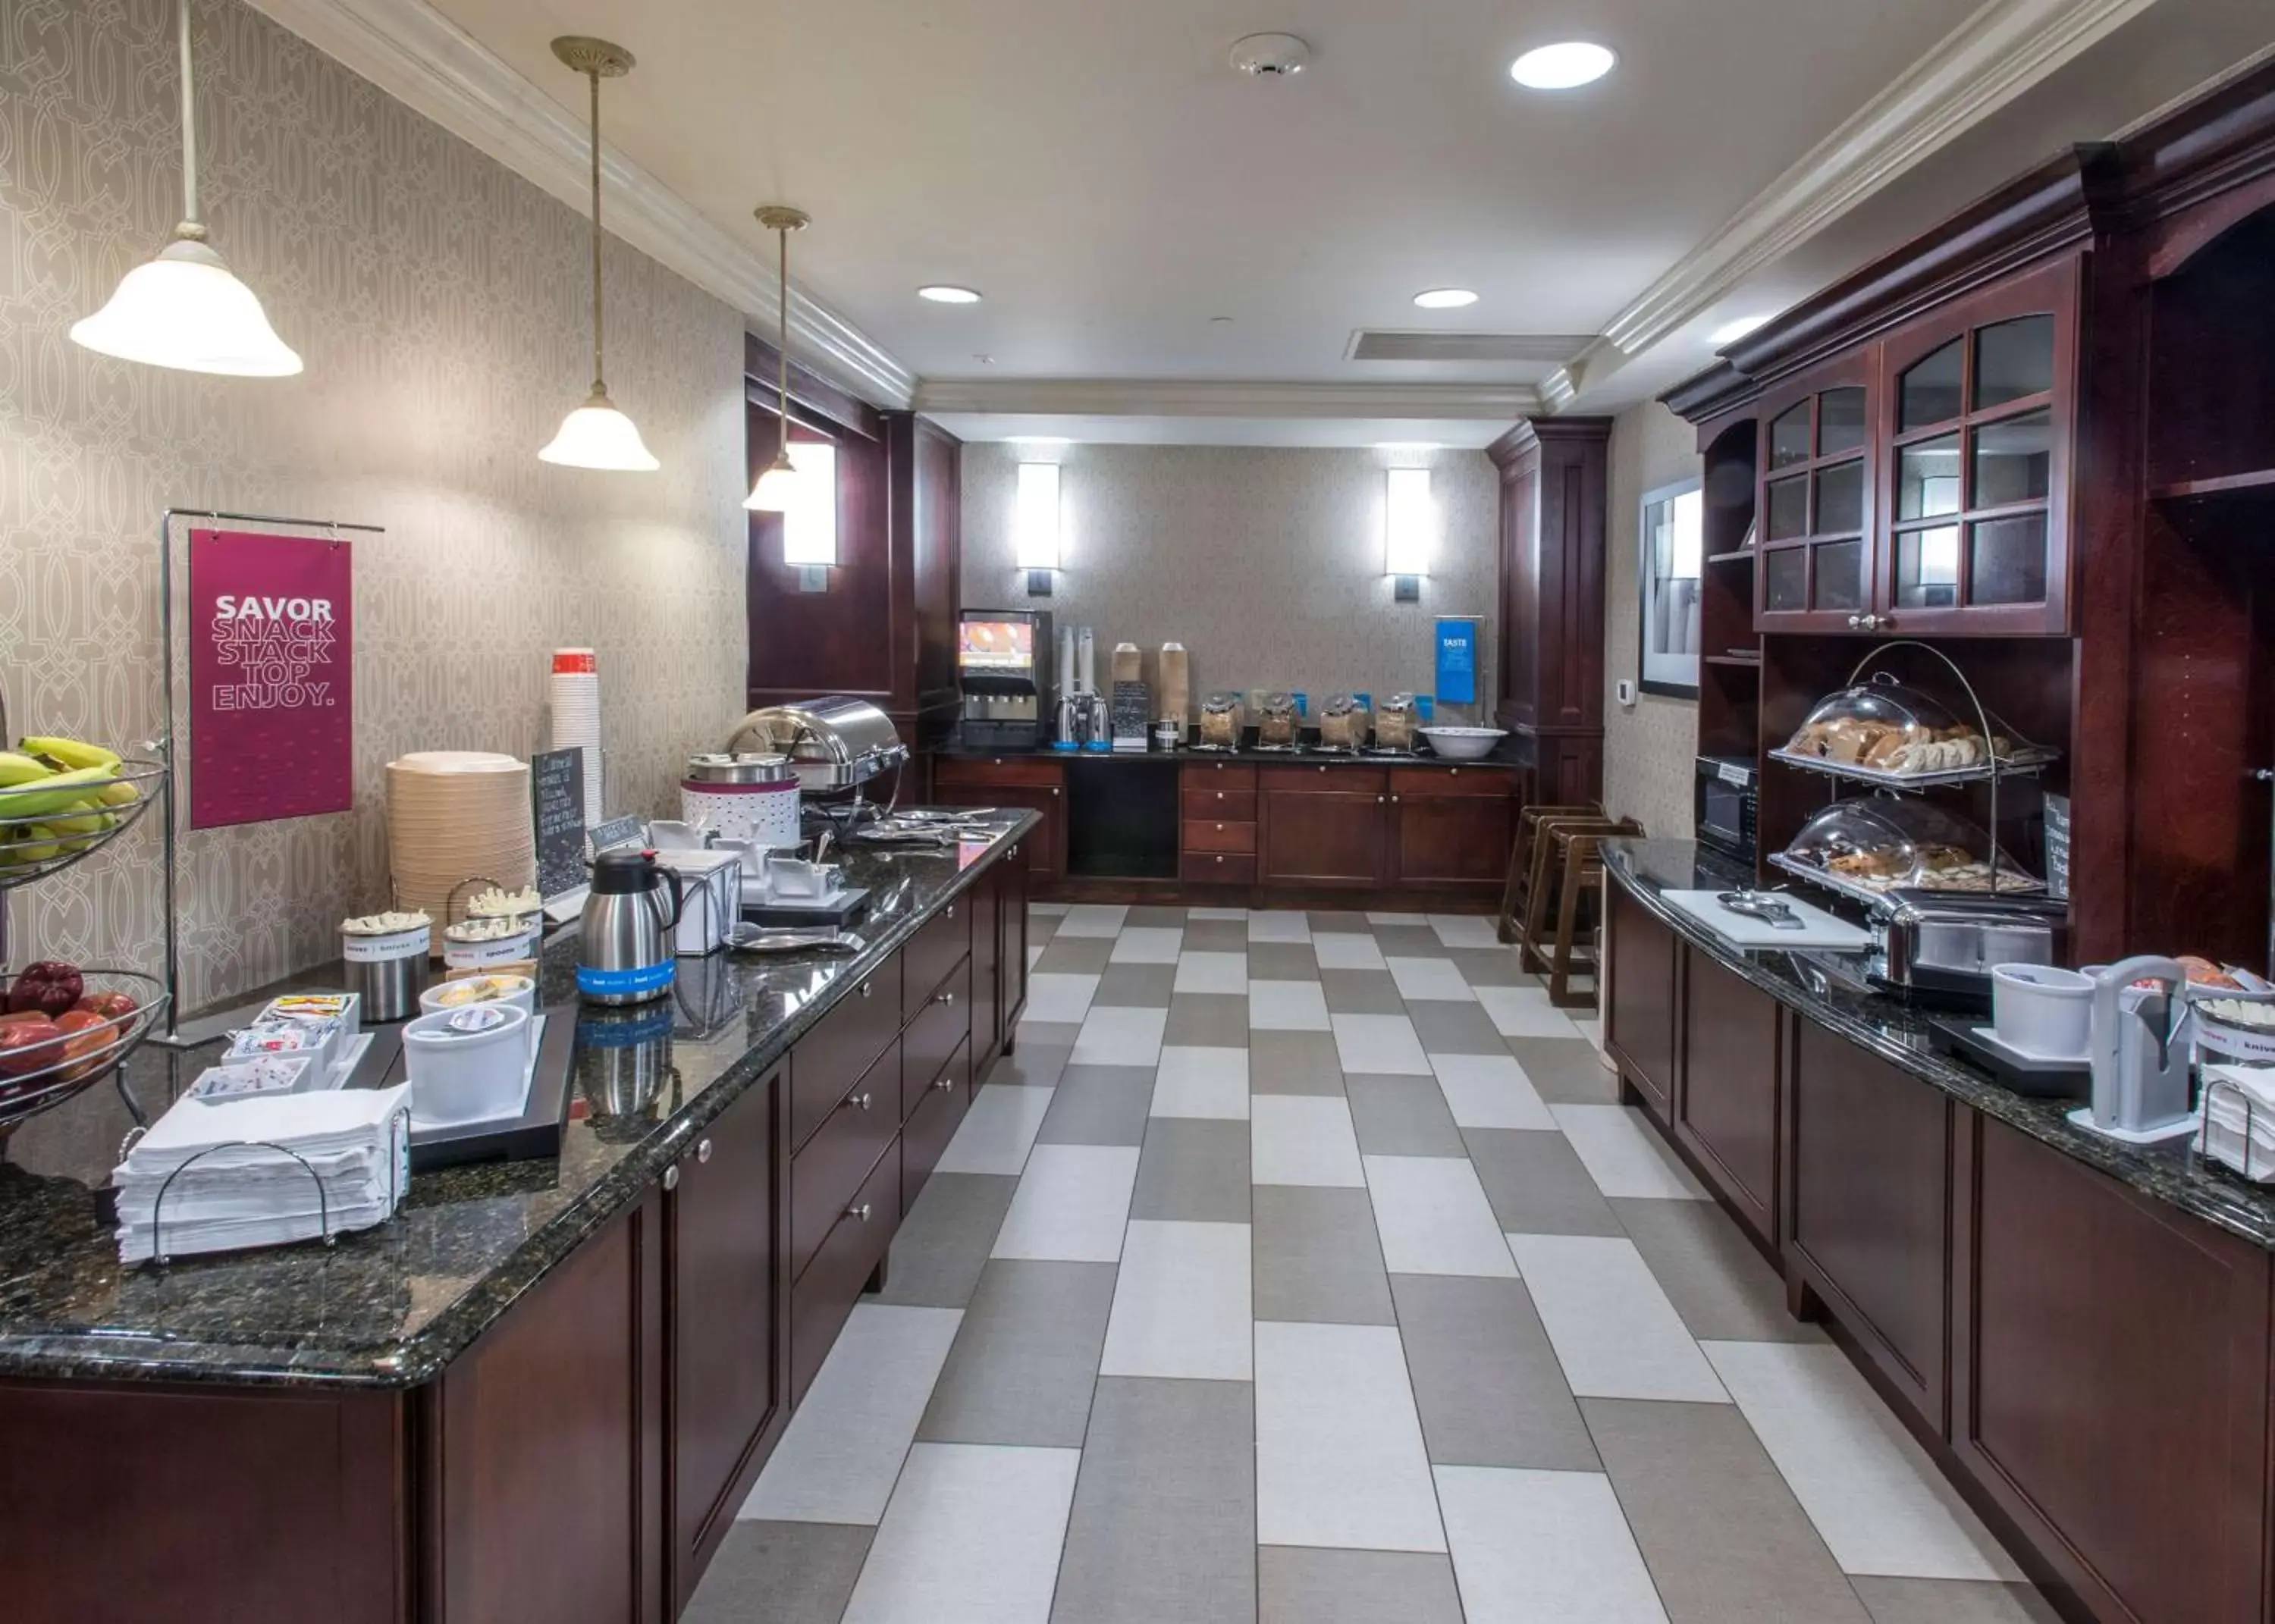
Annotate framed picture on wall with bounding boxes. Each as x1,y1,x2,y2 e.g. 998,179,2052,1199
1639,478,1703,699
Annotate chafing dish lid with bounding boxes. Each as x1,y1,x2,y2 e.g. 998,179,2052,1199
684,752,795,784
725,697,905,766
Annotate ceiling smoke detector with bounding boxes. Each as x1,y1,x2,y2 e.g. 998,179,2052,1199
1229,33,1310,78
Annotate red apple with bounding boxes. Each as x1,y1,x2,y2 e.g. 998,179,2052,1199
71,990,138,1022
0,1017,67,1084
6,960,83,1017
51,1010,115,1080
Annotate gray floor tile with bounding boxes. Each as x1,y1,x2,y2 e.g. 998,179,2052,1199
1407,999,1512,1055
1035,934,1115,974
985,1042,1071,1089
1464,1126,1624,1236
1093,961,1177,1008
1036,1064,1156,1147
1052,1378,1257,1624
1249,1030,1345,1094
1309,910,1373,933
1392,1271,1599,1471
1508,1036,1621,1103
873,1172,1021,1309
1612,1197,1824,1345
1252,1185,1394,1324
1164,992,1253,1048
916,1259,1115,1448
683,1520,873,1624
1583,1397,1875,1624
1852,1577,2064,1624
1250,941,1321,980
1258,1547,1465,1624
1028,912,1061,946
1372,923,1450,958
1127,904,1188,927
1448,945,1532,986
1320,967,1406,1014
1345,1075,1468,1156
1181,918,1249,952
1012,1020,1084,1054
1131,1118,1252,1222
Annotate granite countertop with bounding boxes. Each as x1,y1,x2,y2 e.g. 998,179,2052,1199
0,812,1037,1389
1602,838,2275,1251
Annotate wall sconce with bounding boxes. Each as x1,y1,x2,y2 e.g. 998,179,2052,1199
779,440,838,591
1016,461,1061,597
1385,466,1434,602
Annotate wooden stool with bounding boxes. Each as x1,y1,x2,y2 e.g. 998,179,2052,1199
1520,816,1641,996
1497,803,1600,945
1545,832,1622,1008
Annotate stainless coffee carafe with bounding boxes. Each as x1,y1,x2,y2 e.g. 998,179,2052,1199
577,849,686,1005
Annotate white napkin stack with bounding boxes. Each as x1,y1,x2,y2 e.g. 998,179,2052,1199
2201,1064,2275,1181
112,1085,412,1264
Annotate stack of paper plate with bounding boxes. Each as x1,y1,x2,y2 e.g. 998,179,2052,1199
386,752,535,939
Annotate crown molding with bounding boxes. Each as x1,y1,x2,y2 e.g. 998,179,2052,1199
911,378,1541,421
243,0,917,407
1599,0,2160,361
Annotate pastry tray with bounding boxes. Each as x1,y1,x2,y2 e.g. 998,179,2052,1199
1768,850,2045,910
1767,745,2058,794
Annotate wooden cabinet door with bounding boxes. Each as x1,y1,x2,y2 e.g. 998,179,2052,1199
1787,1019,1950,1430
1953,1113,2269,1624
1389,785,1514,889
998,850,1030,1039
1675,952,1781,1248
988,786,1063,879
1260,786,1388,887
1605,882,1678,1122
1754,356,1878,632
968,864,1002,1072
669,1068,782,1607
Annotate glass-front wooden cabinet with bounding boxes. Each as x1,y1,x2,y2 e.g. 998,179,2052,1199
1756,362,1874,630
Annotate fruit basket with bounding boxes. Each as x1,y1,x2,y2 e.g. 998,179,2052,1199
0,967,168,1136
0,754,168,889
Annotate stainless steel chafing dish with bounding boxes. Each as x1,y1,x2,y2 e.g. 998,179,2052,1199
724,697,908,793
1875,889,2066,1005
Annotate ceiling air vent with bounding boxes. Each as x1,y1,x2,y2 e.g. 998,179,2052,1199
1347,330,1590,364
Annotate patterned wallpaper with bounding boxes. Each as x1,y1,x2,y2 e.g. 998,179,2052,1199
959,444,1500,716
0,0,748,1013
1603,401,1702,838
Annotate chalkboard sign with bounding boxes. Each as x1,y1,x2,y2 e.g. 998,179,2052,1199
1110,680,1151,743
531,748,588,900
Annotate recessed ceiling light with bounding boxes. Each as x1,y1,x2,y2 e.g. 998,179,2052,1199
1413,289,1479,309
1510,42,1616,89
918,284,982,303
1711,314,1770,346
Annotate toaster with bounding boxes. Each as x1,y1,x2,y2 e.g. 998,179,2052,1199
1874,891,2068,1008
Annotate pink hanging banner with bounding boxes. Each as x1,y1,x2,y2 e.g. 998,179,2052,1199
187,529,355,829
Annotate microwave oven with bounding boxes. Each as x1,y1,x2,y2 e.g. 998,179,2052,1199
1696,755,1758,862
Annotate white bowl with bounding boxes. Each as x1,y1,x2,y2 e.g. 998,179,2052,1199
402,1004,532,1127
1990,963,2093,1059
1419,726,1508,761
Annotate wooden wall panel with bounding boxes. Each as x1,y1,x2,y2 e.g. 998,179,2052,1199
1491,419,1612,804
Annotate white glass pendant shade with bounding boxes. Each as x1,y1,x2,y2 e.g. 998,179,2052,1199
744,452,799,513
538,389,661,472
71,234,303,378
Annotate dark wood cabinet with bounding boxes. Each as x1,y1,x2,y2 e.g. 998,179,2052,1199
935,758,1065,880
1490,417,1612,803
998,845,1029,1043
1753,355,1877,631
1386,766,1515,890
1786,1017,1950,1431
667,1069,783,1611
1675,953,1781,1249
1605,880,1678,1122
969,857,1002,1072
1259,765,1389,887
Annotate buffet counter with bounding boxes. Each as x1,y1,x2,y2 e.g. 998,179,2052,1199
1604,839,2275,1624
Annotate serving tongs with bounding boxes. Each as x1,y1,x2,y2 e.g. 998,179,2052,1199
1716,889,1805,930
726,923,868,955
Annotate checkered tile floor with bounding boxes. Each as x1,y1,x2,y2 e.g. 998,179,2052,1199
689,905,2055,1624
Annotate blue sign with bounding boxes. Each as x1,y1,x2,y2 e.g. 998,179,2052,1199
1434,618,1480,705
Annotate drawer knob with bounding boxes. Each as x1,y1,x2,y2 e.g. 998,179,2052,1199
1318,765,1327,773
1051,786,1059,797
1214,854,1224,864
697,1137,713,1164
1392,794,1400,803
662,1165,679,1192
848,1202,873,1223
1376,795,1384,803
861,980,874,999
846,1090,872,1113
1010,843,1021,857
1216,791,1224,800
1216,822,1224,831
946,904,956,919
933,1074,955,1091
936,990,957,1006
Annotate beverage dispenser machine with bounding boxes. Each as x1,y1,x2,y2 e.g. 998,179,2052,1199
956,610,1054,749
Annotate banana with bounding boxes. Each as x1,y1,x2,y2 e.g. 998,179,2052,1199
42,808,112,838
0,752,53,788
37,820,103,854
0,764,119,821
94,779,140,808
20,736,121,774
0,826,60,866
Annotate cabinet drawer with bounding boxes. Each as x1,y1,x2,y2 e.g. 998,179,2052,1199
790,1041,899,1281
1389,765,1510,798
1260,763,1387,793
791,1145,901,1404
1181,851,1257,884
789,956,902,1152
902,900,971,1022
1182,818,1257,854
902,1033,972,1213
1181,788,1258,821
901,956,971,1118
936,757,1065,789
1179,760,1256,792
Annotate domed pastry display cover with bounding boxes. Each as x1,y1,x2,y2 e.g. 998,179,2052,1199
1773,794,2042,898
1774,673,2051,782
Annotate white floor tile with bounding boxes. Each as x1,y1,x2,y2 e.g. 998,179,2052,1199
1365,911,1429,926
1252,1095,1366,1187
1054,903,1129,938
842,1442,1081,1624
1188,906,1249,920
1435,1465,1670,1623
1022,972,1100,1026
1026,945,1043,970
1251,979,1332,1031
1476,984,1583,1039
1069,1004,1168,1066
1427,914,1505,950
1504,1234,1727,1403
1311,931,1388,970
741,1304,963,1524
1331,1012,1432,1075
1249,910,1314,942
1254,1321,1446,1552
1110,926,1185,964
1571,1017,1605,1049
1100,1219,1254,1380
1549,1103,1709,1199
1150,1046,1250,1119
933,1084,1056,1175
1704,1341,2026,1582
1432,1052,1555,1130
1174,949,1250,995
1362,1155,1517,1278
1029,902,1069,917
991,1143,1140,1262
1386,956,1476,1002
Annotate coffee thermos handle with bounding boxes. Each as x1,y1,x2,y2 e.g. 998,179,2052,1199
653,864,686,936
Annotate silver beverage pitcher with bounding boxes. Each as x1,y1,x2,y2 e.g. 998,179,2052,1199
577,848,686,1005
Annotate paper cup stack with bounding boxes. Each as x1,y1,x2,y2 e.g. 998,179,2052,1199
385,752,536,942
549,648,603,828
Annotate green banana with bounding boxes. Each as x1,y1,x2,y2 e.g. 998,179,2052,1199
94,779,140,808
0,764,118,821
42,808,112,838
0,826,59,866
20,736,121,773
0,752,53,788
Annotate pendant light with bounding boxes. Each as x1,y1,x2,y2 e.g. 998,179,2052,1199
744,205,811,512
70,0,302,377
538,36,658,472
